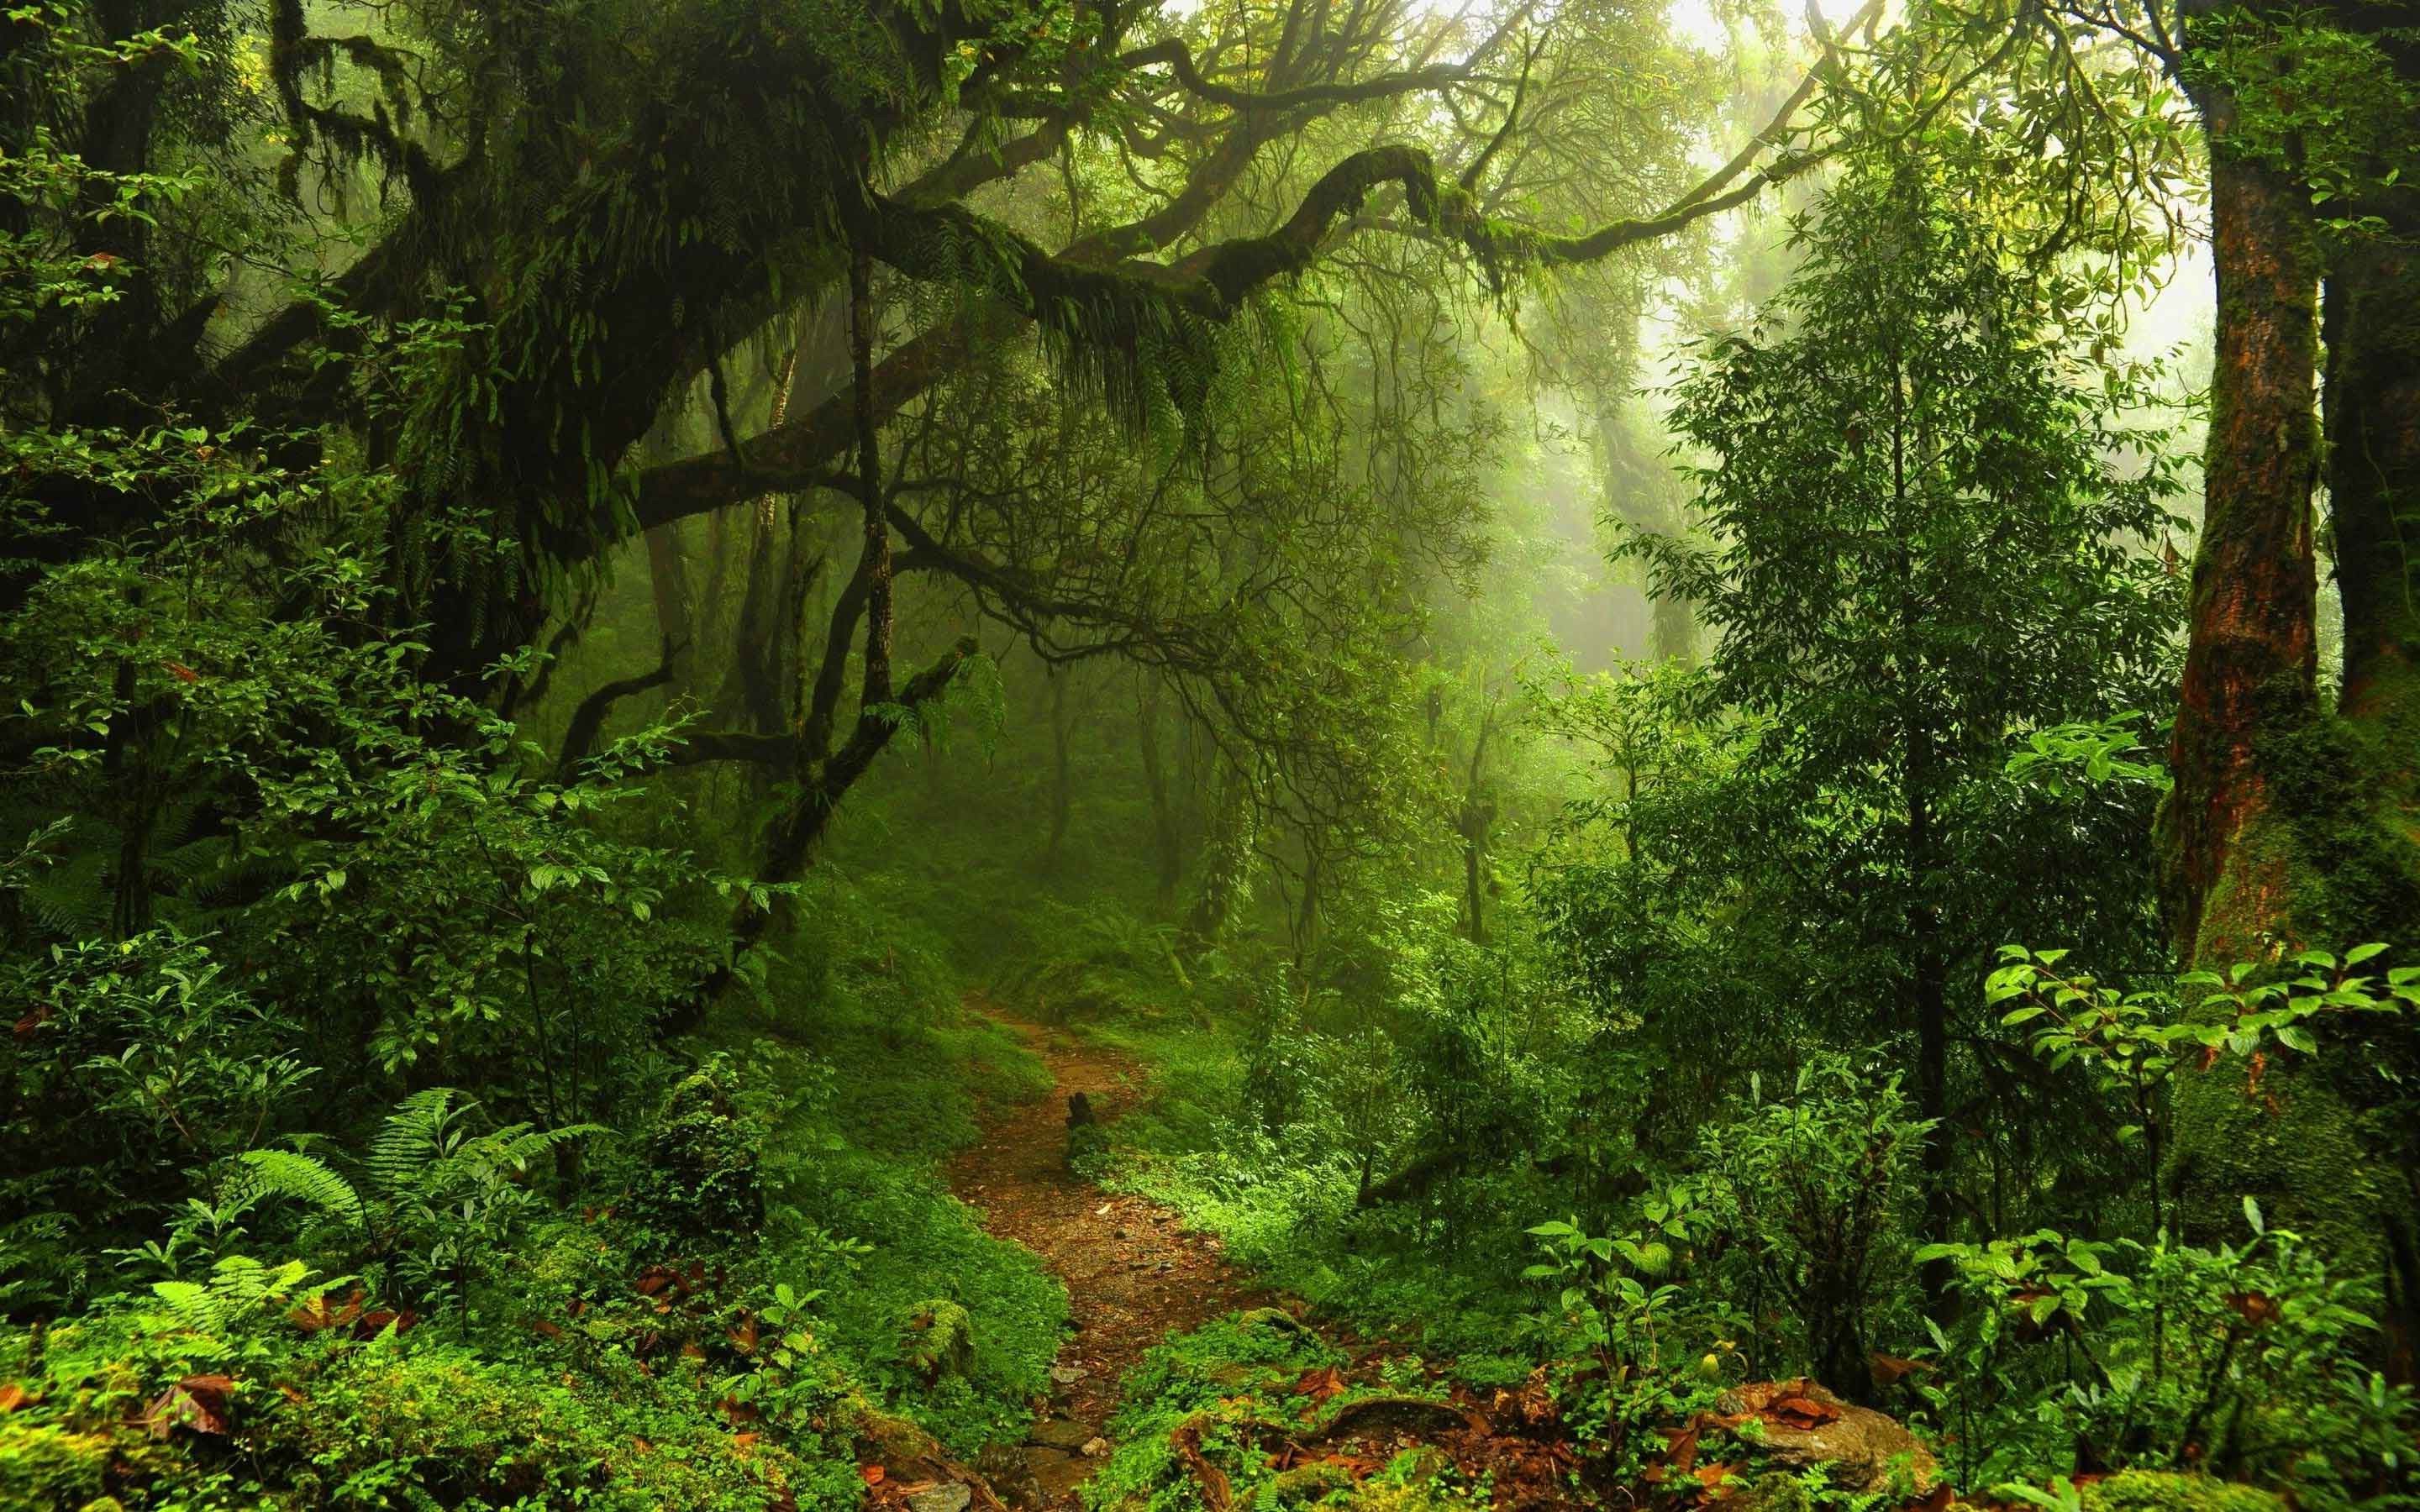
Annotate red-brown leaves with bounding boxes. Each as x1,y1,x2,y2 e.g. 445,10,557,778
1171,1418,1234,1512
288,1289,413,1341
141,1373,235,1439
1290,1365,1347,1406
1766,1391,1840,1430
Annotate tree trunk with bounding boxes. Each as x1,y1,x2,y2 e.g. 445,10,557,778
2317,189,2420,1366
2161,35,2420,1343
1137,674,1182,905
1045,664,1073,869
2158,137,2322,961
1597,397,1693,663
641,522,693,694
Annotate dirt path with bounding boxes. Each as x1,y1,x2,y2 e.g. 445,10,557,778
948,1007,1272,1509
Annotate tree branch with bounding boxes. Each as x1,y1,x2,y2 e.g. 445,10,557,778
555,636,680,776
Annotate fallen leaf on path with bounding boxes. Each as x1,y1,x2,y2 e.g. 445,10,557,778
1290,1366,1347,1403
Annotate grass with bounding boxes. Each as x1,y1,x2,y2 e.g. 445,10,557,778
692,875,1068,1458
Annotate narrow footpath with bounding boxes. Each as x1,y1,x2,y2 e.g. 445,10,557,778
946,1006,1273,1506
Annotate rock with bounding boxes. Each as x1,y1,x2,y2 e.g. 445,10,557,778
2078,1472,2286,1512
1268,1462,1354,1503
1081,1436,1112,1457
1237,1306,1313,1336
1715,1381,1935,1494
1028,1417,1093,1451
975,1444,1045,1509
1050,1364,1089,1385
1318,1394,1470,1438
908,1485,973,1512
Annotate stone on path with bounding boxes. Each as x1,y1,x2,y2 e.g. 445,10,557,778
1028,1418,1092,1452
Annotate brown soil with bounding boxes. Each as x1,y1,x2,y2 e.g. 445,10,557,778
940,1004,1602,1512
947,1006,1272,1508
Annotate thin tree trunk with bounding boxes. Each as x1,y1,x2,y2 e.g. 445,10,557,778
1045,664,1073,869
1138,674,1182,903
641,522,693,694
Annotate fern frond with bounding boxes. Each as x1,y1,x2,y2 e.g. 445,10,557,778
234,1149,363,1228
485,1123,603,1173
368,1087,467,1190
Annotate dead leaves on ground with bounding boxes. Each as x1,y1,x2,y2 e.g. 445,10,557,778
140,1373,236,1440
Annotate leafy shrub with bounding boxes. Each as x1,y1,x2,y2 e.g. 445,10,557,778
1916,1206,2417,1504
629,1054,767,1242
1697,1055,1931,1395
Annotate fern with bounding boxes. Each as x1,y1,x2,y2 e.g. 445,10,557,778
234,1149,364,1229
478,1121,605,1176
366,1087,472,1191
151,1254,335,1332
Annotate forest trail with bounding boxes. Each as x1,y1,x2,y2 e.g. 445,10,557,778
949,1003,1274,1508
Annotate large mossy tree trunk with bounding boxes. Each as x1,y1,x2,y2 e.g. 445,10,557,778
2162,7,2420,1365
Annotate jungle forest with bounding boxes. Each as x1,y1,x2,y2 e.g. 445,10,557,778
4,0,2420,1504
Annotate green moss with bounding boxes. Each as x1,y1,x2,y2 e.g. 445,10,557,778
630,1055,768,1240
1264,1461,1354,1504
2166,1015,2385,1266
908,1298,973,1380
2076,1471,2286,1512
0,1422,114,1507
2169,709,2420,1280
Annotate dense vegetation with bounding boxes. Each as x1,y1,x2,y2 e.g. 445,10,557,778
3,0,2418,1506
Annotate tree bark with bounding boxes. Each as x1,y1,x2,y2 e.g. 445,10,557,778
2158,134,2321,962
1045,664,1073,869
2161,19,2420,1342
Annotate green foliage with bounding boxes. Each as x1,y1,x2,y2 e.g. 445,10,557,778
629,1055,769,1241
1697,1058,1932,1394
1914,1216,2416,1504
1083,1313,1348,1511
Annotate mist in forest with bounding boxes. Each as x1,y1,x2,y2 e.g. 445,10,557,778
4,0,2416,1505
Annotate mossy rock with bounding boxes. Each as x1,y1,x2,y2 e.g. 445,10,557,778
2076,1472,2286,1512
1265,1460,1353,1504
909,1299,974,1381
1335,1484,1452,1512
1238,1306,1313,1336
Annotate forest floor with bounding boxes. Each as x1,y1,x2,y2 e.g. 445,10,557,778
947,1001,1276,1507
942,1002,1590,1512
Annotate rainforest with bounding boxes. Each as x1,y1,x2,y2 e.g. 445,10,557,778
3,0,2418,1506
